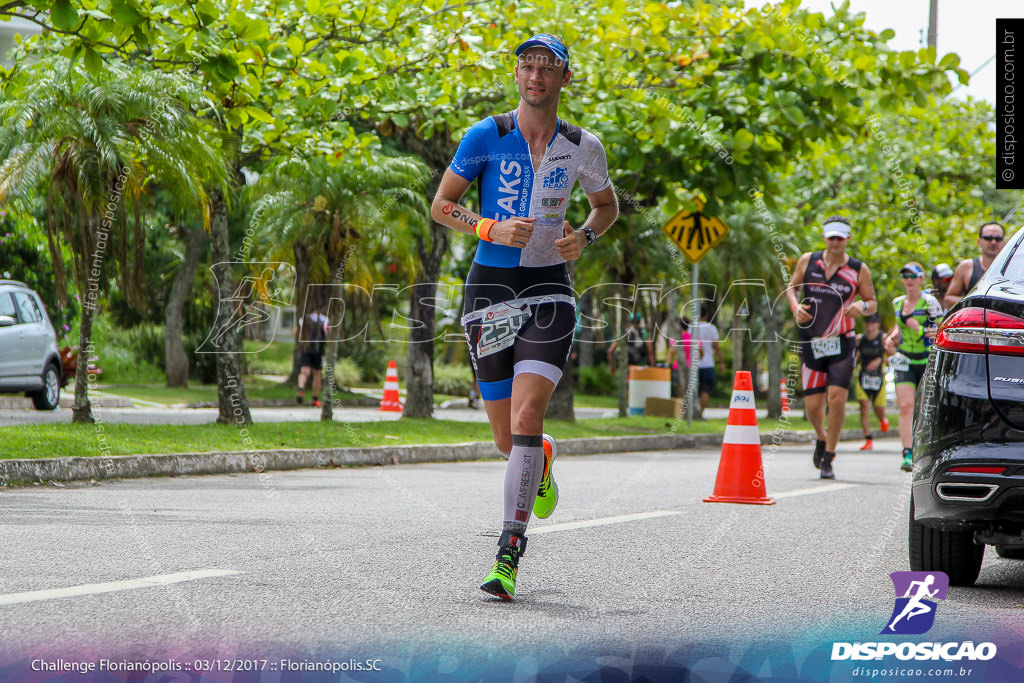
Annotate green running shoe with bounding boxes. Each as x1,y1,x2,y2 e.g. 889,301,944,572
533,434,559,519
901,448,914,472
480,532,527,600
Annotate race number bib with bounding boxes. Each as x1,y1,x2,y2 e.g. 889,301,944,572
477,302,532,358
890,354,911,372
810,336,841,359
861,374,882,391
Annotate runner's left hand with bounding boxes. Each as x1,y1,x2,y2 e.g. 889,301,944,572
555,221,585,260
842,302,864,318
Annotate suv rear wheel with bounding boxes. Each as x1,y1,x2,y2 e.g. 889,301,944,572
909,495,985,586
30,363,60,411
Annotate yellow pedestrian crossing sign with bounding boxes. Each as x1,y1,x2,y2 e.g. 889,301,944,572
662,201,730,264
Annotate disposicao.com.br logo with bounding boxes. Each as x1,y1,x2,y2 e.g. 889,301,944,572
831,571,997,663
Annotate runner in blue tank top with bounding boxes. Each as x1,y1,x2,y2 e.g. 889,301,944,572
431,33,618,601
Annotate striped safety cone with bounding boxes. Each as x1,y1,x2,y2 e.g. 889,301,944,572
780,378,790,415
379,360,403,413
703,371,775,505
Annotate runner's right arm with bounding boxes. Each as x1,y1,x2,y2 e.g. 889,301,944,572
431,169,538,248
787,252,812,324
943,258,972,309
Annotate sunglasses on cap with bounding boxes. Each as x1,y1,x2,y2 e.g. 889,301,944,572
980,234,1004,242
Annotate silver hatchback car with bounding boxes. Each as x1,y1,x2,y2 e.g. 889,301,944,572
0,280,61,410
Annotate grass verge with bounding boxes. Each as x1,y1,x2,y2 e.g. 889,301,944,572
0,408,891,460
1,416,728,459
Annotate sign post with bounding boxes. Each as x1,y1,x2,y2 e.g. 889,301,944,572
661,200,730,426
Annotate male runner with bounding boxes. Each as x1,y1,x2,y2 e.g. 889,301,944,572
787,216,877,479
944,222,1006,309
884,262,943,472
690,305,723,420
296,304,328,407
928,263,953,311
431,33,618,600
853,313,889,451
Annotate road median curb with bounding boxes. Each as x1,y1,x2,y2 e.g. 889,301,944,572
0,428,891,486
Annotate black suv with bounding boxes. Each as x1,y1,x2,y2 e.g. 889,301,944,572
909,226,1024,585
0,280,62,410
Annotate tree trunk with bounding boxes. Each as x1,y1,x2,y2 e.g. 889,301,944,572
394,126,466,419
545,364,575,422
578,290,594,368
284,241,311,386
616,291,629,417
165,226,206,387
71,299,96,424
405,228,447,418
545,261,577,421
404,178,450,418
765,307,783,419
320,279,342,422
732,309,743,385
209,187,252,425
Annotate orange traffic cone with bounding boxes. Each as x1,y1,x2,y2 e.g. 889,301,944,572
703,371,775,505
779,378,790,415
379,360,403,412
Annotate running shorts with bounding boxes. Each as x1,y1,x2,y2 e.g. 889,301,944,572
462,262,576,402
800,334,856,396
853,369,886,407
893,360,927,389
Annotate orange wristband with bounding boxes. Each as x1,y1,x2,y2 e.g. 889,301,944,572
475,218,496,242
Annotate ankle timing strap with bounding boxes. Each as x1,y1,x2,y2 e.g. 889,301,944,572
497,530,527,557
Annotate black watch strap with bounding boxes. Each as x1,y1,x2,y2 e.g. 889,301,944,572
582,227,597,246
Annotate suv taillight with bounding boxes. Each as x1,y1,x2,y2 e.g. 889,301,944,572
935,307,1024,356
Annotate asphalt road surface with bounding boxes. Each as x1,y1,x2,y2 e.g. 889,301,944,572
2,439,1022,680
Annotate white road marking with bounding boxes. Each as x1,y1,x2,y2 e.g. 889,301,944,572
0,569,242,606
772,483,858,499
529,510,682,535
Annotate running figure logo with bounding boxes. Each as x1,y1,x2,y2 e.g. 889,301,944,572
542,167,569,190
881,571,949,635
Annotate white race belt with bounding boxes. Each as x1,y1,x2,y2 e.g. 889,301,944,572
462,294,575,358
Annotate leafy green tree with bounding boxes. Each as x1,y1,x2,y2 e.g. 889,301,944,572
0,57,224,422
251,151,429,419
774,93,1021,312
0,0,977,424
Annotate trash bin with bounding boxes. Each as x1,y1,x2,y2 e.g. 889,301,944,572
628,366,671,415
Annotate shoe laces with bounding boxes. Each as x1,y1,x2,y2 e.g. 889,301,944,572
537,477,551,496
493,553,518,580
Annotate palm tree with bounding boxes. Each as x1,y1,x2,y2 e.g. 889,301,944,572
251,151,429,420
0,57,227,422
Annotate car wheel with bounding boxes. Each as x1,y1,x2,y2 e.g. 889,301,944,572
30,363,61,411
908,495,984,586
995,545,1024,560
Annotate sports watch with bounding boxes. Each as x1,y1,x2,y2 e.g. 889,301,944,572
582,227,597,246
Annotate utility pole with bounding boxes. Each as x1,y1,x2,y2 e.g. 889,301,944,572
927,0,938,50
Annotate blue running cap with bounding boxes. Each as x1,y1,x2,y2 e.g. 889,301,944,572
515,34,570,70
